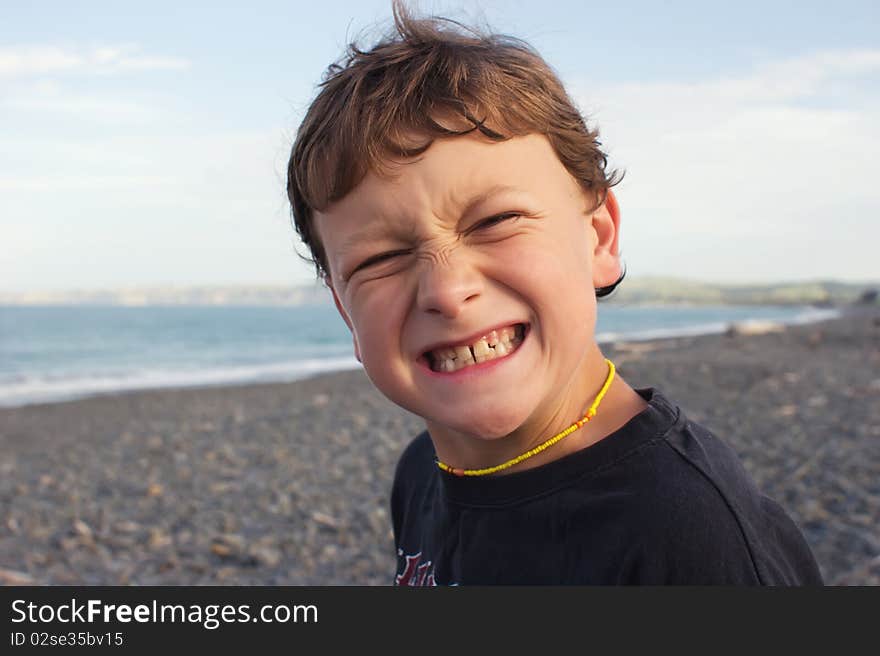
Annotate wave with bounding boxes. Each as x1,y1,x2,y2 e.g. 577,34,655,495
0,356,362,408
596,306,841,343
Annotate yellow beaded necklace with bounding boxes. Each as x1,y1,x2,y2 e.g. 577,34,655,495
435,358,616,477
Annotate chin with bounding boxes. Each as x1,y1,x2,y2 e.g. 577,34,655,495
429,407,529,441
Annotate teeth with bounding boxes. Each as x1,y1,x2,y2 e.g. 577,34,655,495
472,338,491,363
437,347,456,360
428,324,525,372
455,345,475,365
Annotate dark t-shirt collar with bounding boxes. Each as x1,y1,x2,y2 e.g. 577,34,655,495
434,388,681,507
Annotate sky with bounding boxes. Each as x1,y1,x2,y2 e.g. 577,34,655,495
2,0,878,293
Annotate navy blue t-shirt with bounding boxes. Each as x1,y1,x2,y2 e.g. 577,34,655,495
390,388,824,585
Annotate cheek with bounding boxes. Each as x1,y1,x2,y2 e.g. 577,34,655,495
496,238,594,300
347,283,410,360
494,239,597,341
348,289,423,414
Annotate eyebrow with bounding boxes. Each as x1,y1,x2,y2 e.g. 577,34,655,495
336,183,525,256
458,184,524,218
337,223,401,258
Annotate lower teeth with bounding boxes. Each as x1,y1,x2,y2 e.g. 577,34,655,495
432,333,522,372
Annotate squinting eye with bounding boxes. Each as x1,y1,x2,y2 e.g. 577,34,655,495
355,249,410,273
474,212,520,231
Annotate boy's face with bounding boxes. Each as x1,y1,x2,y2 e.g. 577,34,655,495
316,133,620,442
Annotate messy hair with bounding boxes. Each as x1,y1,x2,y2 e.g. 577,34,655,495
287,0,624,296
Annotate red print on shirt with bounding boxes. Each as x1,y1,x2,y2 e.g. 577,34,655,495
395,550,437,586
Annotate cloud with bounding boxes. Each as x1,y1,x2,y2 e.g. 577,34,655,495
1,80,163,122
0,174,175,192
571,48,880,281
0,44,188,124
0,129,302,282
0,45,190,77
0,130,285,200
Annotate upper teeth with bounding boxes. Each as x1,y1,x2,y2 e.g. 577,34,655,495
429,325,524,372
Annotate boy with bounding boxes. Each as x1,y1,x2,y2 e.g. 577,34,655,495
286,2,823,585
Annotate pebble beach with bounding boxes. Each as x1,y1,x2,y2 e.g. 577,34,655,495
1,308,878,586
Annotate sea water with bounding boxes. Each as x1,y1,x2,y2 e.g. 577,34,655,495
0,303,838,408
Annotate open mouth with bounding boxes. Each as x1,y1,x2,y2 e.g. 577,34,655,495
424,323,527,373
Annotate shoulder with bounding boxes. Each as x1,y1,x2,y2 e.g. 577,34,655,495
609,432,762,584
614,392,822,584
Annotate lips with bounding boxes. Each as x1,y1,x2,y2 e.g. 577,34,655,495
423,323,527,373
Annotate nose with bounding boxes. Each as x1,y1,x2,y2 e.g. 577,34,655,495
416,255,482,318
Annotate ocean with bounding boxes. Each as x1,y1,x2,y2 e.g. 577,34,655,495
0,303,838,408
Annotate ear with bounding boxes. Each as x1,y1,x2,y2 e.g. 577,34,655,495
327,277,362,363
590,189,623,289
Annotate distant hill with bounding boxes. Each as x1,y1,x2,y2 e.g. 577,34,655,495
0,278,877,307
605,278,879,306
0,283,331,307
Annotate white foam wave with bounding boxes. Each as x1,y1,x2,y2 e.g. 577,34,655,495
0,356,362,408
596,321,732,343
597,306,842,344
787,307,842,324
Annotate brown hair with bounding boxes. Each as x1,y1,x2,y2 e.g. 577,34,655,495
287,0,622,286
